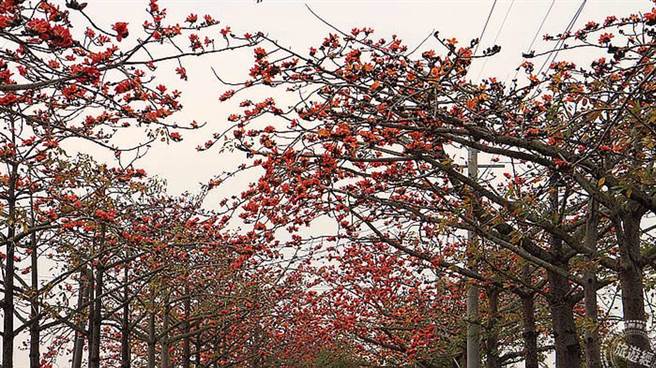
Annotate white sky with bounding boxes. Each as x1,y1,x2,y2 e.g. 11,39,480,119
17,0,653,366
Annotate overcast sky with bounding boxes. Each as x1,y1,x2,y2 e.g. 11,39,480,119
70,0,646,197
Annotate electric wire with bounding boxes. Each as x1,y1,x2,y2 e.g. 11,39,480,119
536,0,587,76
477,0,516,79
473,0,499,56
509,0,555,82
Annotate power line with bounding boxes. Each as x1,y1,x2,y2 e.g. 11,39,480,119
527,0,556,55
477,0,515,79
491,0,515,48
537,0,587,75
473,0,498,56
510,0,555,82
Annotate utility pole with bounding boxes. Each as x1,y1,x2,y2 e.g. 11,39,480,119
467,2,498,364
465,147,504,368
466,146,480,368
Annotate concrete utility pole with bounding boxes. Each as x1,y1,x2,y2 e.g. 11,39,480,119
465,148,504,368
464,2,499,365
466,146,480,368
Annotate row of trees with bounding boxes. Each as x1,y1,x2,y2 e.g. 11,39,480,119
214,3,656,368
3,0,656,367
0,1,332,367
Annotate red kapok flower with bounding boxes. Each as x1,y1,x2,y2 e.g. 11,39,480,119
254,47,267,59
219,89,235,102
170,132,182,141
112,22,129,41
26,19,50,34
645,9,656,25
50,25,73,48
598,32,614,44
175,67,187,80
186,13,198,23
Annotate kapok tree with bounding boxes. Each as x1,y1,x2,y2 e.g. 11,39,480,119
0,1,261,367
214,4,656,368
26,153,280,368
211,28,561,367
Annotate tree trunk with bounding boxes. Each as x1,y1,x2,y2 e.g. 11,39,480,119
121,260,130,368
583,199,601,368
147,312,156,368
71,268,88,368
466,147,480,368
89,225,105,368
2,162,17,368
29,204,40,368
548,183,581,368
86,267,95,368
520,263,539,368
485,287,500,368
520,291,539,368
161,295,171,368
618,207,649,356
182,286,191,368
547,266,581,368
195,333,202,367
89,265,103,368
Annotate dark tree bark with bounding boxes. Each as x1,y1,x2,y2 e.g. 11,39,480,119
121,257,130,368
89,265,103,368
548,182,581,368
86,267,95,368
547,267,581,368
485,287,500,368
583,199,602,368
182,286,191,368
29,201,40,368
2,162,18,368
519,263,539,368
161,294,171,368
89,225,105,368
617,205,649,359
520,291,539,368
71,268,88,368
195,333,202,367
147,311,156,368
